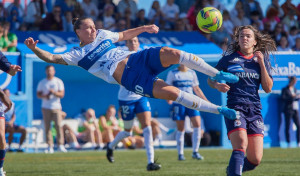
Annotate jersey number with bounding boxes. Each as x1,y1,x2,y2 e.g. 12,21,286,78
122,105,130,114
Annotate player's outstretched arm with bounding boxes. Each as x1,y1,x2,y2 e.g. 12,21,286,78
207,78,230,93
118,24,159,42
24,37,67,65
0,89,12,112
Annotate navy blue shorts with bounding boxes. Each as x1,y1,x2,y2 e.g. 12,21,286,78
171,103,200,121
225,105,264,139
121,47,169,98
119,97,151,121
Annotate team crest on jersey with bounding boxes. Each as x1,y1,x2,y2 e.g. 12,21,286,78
232,58,240,62
228,64,244,73
234,119,242,127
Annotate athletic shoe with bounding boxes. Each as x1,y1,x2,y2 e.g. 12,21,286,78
0,170,6,176
106,145,114,163
146,163,161,171
58,145,68,153
167,128,176,135
45,147,54,154
192,152,204,160
178,154,186,161
218,107,237,120
212,71,239,83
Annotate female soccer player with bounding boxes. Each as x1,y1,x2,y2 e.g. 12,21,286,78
25,17,238,121
166,64,205,161
106,37,160,171
208,25,276,176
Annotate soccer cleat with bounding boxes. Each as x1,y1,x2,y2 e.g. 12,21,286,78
212,71,239,83
58,145,68,153
146,163,161,171
218,107,237,120
167,128,176,135
106,146,114,163
0,170,6,176
178,154,186,161
192,152,204,160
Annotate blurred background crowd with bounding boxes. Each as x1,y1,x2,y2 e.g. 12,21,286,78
0,0,300,52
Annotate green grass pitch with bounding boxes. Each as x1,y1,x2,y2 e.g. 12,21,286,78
4,148,300,176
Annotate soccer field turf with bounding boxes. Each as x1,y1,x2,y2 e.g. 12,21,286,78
4,148,300,176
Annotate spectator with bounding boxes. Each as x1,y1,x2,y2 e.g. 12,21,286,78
161,0,180,30
81,0,99,21
62,11,73,32
0,3,7,22
281,0,300,18
174,17,189,32
18,23,27,31
271,22,289,45
102,4,116,31
117,0,138,20
187,0,208,31
1,22,17,52
37,65,67,153
242,0,263,20
25,0,47,31
6,5,23,31
230,1,243,20
277,35,292,51
4,89,27,152
262,21,272,34
211,25,231,46
281,76,300,148
114,19,126,32
72,1,84,18
282,10,299,30
231,8,251,27
262,7,280,31
292,37,300,51
40,5,63,31
207,0,225,12
6,0,24,22
0,24,7,51
148,1,163,27
174,0,195,13
98,0,119,20
95,19,104,30
266,0,284,19
222,10,234,35
55,0,74,16
134,9,149,27
288,26,299,48
123,8,134,30
250,11,263,31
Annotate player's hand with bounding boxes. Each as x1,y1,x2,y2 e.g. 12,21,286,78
215,82,230,93
8,65,22,76
167,100,173,105
24,37,39,50
254,51,264,66
144,24,159,34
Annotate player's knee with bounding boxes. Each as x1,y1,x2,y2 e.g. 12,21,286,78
249,156,262,165
168,87,180,101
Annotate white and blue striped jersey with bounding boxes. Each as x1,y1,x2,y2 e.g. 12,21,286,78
60,29,135,84
118,85,142,101
166,68,199,94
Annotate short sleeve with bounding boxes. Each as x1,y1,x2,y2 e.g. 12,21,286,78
264,58,273,79
165,71,174,85
60,47,82,66
99,29,119,43
215,57,226,71
57,79,65,91
37,80,43,92
191,70,199,87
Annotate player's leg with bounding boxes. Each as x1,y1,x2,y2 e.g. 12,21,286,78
13,125,27,151
152,79,236,120
292,110,300,147
243,136,263,173
151,119,163,147
5,125,13,151
227,130,248,176
53,110,67,152
93,124,104,149
0,118,6,175
159,47,238,83
190,115,204,160
42,109,54,153
284,111,292,146
62,124,80,149
175,120,186,161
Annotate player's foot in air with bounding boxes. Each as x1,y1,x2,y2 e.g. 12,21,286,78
178,154,186,161
106,145,114,163
212,71,239,83
192,152,204,160
218,107,237,120
167,128,176,135
147,162,161,171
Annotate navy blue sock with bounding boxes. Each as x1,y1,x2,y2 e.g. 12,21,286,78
242,157,257,172
228,150,244,176
0,149,5,168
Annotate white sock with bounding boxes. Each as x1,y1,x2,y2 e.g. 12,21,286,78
179,51,218,77
158,123,169,132
108,131,131,149
192,127,201,153
157,133,163,146
175,90,220,114
176,131,185,155
143,126,154,164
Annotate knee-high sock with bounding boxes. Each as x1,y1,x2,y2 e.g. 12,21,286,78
192,127,201,153
0,149,5,169
143,126,154,164
228,150,245,176
175,90,220,114
176,131,185,155
108,131,131,149
179,51,218,77
157,133,163,146
243,157,257,172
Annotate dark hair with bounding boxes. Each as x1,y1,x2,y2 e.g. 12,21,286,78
225,25,277,69
72,17,92,37
45,65,54,70
288,76,296,83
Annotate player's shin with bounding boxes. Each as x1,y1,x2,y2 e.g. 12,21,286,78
176,131,185,155
179,51,218,77
108,131,132,149
143,126,154,164
192,127,201,153
228,150,245,176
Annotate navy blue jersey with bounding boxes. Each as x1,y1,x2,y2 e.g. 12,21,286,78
0,51,11,73
215,52,272,108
